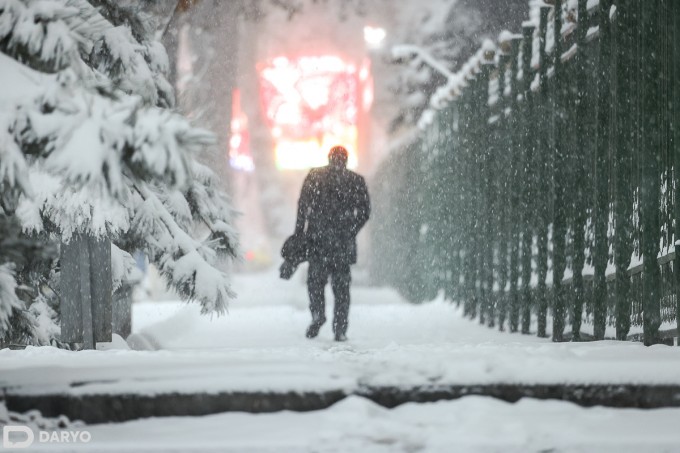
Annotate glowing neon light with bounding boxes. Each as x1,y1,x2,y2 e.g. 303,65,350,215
229,89,254,172
259,55,368,170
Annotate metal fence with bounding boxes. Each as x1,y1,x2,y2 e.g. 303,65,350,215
371,0,680,344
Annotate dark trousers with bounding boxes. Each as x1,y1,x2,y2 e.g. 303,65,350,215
307,260,351,336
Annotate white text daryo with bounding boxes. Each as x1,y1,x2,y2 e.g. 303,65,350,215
3,425,92,449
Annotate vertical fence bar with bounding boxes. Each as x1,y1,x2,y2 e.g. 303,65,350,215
479,52,496,326
508,38,523,333
641,0,662,345
613,0,634,340
535,6,551,338
471,71,484,320
461,87,477,318
486,46,501,328
520,23,536,334
496,36,518,331
657,0,674,339
673,0,680,344
451,103,465,304
440,105,457,302
593,0,613,340
569,0,590,341
552,0,570,342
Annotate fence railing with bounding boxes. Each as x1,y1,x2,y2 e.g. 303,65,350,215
371,0,680,344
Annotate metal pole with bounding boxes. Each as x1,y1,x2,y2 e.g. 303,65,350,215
640,0,662,345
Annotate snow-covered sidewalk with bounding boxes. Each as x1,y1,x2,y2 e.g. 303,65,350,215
4,269,680,451
21,395,680,453
3,269,680,399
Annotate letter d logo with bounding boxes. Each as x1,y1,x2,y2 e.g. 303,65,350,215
3,425,34,449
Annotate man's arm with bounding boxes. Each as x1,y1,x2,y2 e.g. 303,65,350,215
351,176,370,236
295,172,313,234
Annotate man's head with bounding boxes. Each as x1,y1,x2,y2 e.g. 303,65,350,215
328,145,349,169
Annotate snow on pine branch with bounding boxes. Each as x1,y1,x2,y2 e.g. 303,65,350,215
2,0,174,107
0,0,82,72
88,25,156,104
186,161,239,259
0,126,32,208
0,0,238,317
11,70,211,203
110,243,141,292
7,83,236,311
130,108,214,189
76,0,174,107
8,82,221,245
80,0,174,106
15,167,131,239
131,184,234,315
0,263,23,333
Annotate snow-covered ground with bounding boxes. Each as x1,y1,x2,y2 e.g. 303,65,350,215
3,268,680,451
4,268,680,396
21,395,680,453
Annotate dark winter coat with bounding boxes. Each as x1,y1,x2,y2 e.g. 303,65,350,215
294,165,370,265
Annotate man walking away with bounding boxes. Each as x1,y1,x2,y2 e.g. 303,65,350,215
294,145,370,341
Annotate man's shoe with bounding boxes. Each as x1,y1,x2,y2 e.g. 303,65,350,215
305,317,326,339
334,333,347,342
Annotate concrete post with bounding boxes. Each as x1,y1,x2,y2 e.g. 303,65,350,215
60,234,112,349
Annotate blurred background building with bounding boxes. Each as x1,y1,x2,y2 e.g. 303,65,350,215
140,0,527,274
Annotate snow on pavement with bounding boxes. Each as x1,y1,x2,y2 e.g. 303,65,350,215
4,268,680,451
3,268,680,397
23,396,680,452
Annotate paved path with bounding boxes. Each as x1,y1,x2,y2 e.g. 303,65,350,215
3,270,680,422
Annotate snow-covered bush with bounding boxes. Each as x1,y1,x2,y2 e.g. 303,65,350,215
0,0,238,346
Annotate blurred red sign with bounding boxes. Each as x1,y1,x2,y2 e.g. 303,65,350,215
259,55,370,170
